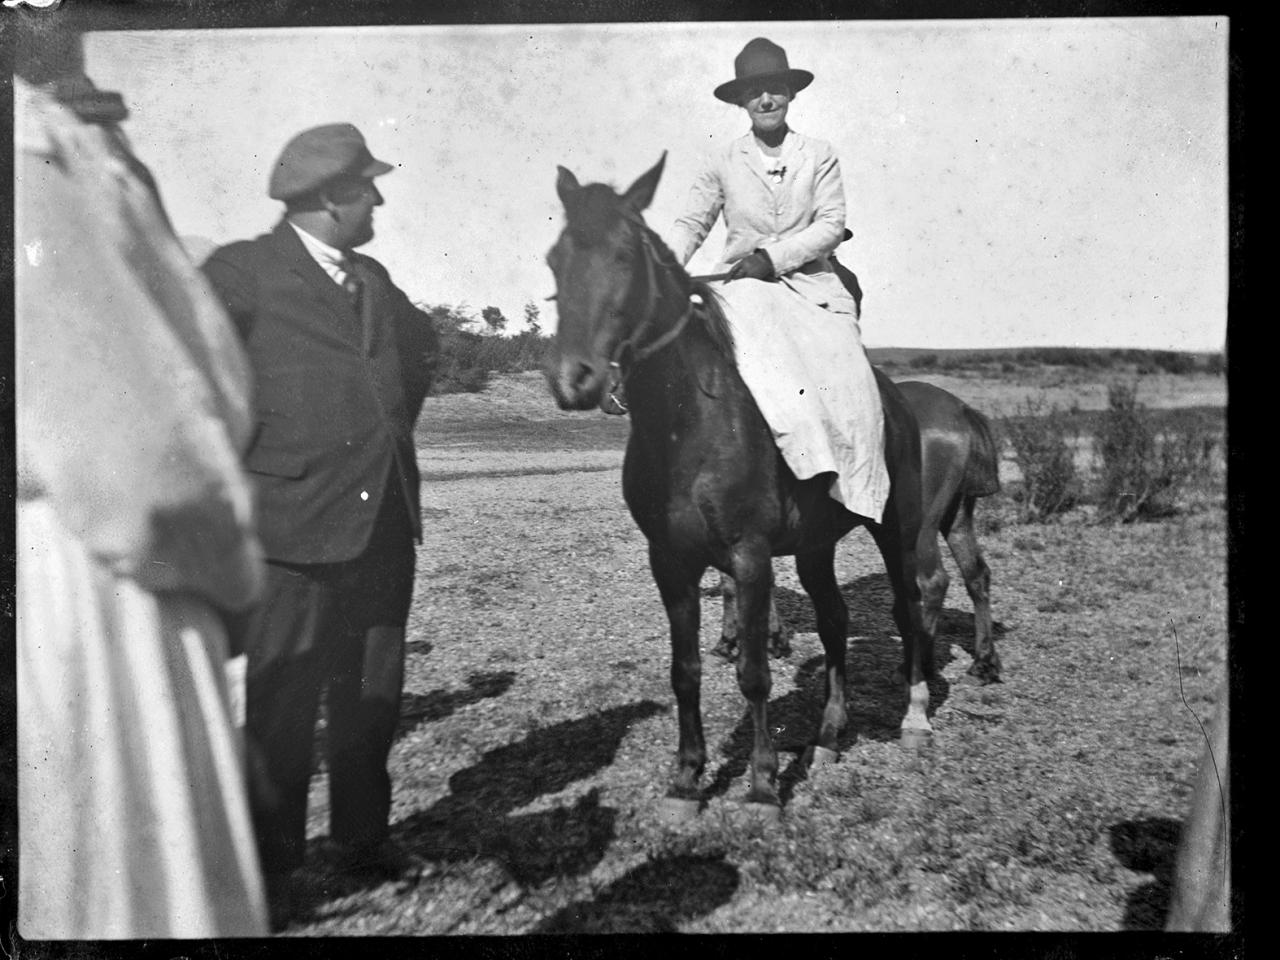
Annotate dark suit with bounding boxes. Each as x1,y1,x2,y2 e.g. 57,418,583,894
203,221,436,874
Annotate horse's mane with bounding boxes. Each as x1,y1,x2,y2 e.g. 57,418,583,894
687,280,735,361
563,180,736,362
639,222,736,363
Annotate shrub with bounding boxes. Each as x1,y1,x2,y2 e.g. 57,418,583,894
910,353,938,369
1094,382,1215,522
1002,395,1082,522
1150,350,1197,375
419,302,554,395
432,329,491,394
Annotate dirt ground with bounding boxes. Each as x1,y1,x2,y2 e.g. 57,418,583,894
287,368,1229,935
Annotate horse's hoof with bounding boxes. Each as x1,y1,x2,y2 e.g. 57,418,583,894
967,661,1003,685
899,727,934,751
807,745,839,767
657,797,701,825
711,638,738,663
739,802,782,824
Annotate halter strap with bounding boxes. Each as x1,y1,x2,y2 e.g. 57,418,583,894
609,210,696,368
600,210,701,414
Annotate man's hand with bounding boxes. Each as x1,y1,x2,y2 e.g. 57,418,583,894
726,249,774,282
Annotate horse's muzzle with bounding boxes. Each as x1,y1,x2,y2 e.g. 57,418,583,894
546,354,608,411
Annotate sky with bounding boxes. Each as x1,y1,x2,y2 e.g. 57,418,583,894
81,17,1229,351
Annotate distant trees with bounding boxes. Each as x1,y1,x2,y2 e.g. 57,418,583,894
415,300,553,395
481,305,508,336
523,300,542,337
889,347,1224,376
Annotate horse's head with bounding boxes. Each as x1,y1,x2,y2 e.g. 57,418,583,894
545,153,666,410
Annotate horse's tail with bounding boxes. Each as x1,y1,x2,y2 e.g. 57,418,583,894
961,404,1001,497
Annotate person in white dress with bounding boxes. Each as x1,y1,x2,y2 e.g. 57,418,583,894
668,37,889,522
14,28,269,939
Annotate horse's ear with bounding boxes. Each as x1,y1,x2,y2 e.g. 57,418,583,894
622,151,666,212
556,166,581,206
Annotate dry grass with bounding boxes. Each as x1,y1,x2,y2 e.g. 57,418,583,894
279,370,1228,936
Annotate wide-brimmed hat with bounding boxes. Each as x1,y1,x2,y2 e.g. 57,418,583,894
268,123,394,201
713,38,814,104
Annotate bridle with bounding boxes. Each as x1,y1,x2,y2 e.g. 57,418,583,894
603,208,699,413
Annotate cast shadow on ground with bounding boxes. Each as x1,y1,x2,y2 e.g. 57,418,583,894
393,670,518,743
291,698,668,925
702,570,1006,804
311,670,518,775
1109,817,1182,930
531,854,741,933
775,569,1009,677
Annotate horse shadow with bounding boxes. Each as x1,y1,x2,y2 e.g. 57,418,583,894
531,854,740,933
291,699,666,925
1109,817,1182,930
705,571,991,803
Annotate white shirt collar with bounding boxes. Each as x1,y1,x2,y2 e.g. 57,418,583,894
288,221,351,283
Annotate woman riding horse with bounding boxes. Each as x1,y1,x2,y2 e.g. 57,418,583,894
667,37,889,524
547,39,943,820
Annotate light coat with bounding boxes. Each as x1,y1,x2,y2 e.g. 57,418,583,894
16,75,269,939
668,130,857,316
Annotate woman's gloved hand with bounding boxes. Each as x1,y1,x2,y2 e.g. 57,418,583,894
726,249,774,282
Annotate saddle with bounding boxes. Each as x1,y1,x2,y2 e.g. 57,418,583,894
828,253,862,320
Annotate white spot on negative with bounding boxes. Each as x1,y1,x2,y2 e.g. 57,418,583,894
360,490,369,501
24,240,43,267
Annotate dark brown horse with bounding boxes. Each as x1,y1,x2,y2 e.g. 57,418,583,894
546,154,938,817
717,380,1003,684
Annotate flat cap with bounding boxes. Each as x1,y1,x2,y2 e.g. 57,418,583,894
268,123,394,201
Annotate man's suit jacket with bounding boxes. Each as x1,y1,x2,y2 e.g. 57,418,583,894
203,221,437,565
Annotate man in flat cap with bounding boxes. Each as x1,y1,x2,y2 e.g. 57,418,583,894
203,122,437,930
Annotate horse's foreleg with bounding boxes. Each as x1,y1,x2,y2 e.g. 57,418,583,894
795,544,847,762
872,514,937,749
947,495,1001,683
649,544,706,804
731,545,779,808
